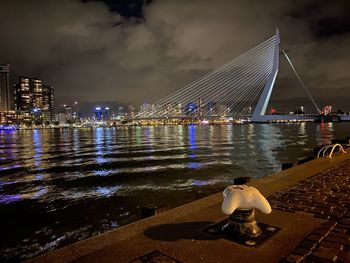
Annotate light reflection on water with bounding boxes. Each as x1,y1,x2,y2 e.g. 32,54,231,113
0,122,350,261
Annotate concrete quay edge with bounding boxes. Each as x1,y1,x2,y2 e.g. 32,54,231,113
25,150,350,263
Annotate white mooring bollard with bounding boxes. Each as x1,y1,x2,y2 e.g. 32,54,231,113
221,185,272,238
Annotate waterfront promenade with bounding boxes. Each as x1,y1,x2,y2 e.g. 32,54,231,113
27,150,350,263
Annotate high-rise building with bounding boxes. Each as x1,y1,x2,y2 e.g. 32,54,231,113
42,85,54,121
14,77,31,111
118,106,125,116
14,77,54,122
0,64,12,110
105,107,110,121
31,78,43,109
129,105,135,119
64,105,72,117
94,107,111,121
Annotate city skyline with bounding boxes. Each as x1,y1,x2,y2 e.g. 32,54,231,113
0,0,349,112
1,2,350,261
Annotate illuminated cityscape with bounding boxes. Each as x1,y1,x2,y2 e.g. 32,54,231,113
1,48,350,128
1,31,349,128
1,1,350,262
0,66,55,126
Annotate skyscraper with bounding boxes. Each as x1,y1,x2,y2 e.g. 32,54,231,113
42,85,54,121
94,107,111,121
0,64,12,110
14,77,54,122
31,78,43,109
14,77,31,111
128,104,135,119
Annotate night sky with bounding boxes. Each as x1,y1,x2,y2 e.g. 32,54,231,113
0,0,349,114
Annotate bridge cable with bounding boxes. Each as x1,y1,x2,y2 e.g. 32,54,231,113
136,34,278,119
281,49,320,113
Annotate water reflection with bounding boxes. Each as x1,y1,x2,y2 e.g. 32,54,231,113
247,124,255,142
0,122,349,261
94,128,113,164
188,125,196,150
33,129,42,168
317,122,334,145
0,186,48,204
187,125,200,169
226,125,233,144
177,126,184,146
73,129,81,151
143,127,151,145
257,124,281,171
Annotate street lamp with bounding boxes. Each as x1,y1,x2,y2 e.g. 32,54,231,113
301,106,304,114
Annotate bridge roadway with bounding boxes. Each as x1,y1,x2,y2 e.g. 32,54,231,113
73,114,325,127
131,114,319,122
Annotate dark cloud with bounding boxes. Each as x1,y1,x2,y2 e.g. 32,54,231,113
0,0,349,114
86,0,152,19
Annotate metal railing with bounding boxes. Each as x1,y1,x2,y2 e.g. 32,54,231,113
317,143,347,159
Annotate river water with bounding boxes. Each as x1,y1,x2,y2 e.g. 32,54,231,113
1,123,349,261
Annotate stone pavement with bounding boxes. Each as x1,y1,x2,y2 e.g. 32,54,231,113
269,160,350,262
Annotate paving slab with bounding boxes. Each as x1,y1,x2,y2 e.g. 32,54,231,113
71,209,324,263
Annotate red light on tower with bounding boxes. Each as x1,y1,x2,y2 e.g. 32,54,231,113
323,106,331,115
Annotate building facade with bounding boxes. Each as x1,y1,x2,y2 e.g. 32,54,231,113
14,77,31,111
14,77,54,122
0,64,12,110
94,107,111,121
128,104,135,119
0,110,31,125
31,78,43,109
42,85,54,121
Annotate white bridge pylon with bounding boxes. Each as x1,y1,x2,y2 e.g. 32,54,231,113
136,28,318,122
251,29,280,122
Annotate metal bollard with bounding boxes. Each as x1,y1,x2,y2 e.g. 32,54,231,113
221,185,271,238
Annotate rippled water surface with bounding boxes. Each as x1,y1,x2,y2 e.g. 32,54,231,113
1,123,350,260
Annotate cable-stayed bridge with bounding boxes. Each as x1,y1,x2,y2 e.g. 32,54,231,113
134,29,320,123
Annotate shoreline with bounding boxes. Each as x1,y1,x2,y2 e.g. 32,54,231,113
26,146,350,263
2,119,350,131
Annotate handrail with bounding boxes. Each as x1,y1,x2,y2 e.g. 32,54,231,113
328,144,346,158
317,145,332,158
317,143,347,159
